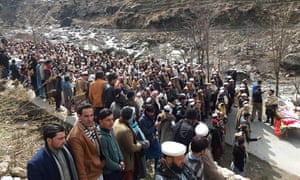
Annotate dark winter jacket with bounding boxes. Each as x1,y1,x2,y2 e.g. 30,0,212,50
252,88,263,103
155,158,196,180
103,83,116,108
27,144,78,180
232,144,247,172
174,119,196,151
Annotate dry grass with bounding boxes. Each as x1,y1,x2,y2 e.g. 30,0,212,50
0,80,61,173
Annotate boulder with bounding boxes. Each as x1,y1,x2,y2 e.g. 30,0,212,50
1,176,15,180
0,155,11,162
10,167,26,178
0,162,9,176
281,53,300,71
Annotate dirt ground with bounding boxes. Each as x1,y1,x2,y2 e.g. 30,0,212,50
219,144,300,180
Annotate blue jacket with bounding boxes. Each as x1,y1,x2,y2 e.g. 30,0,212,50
27,145,78,180
139,114,156,141
27,147,61,180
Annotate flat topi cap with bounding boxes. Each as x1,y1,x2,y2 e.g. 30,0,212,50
195,122,209,137
161,141,186,157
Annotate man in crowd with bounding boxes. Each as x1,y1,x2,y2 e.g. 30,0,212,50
97,108,124,180
194,122,225,180
113,106,149,180
251,84,264,122
89,71,107,121
264,89,278,126
174,108,198,152
74,71,89,106
0,46,10,79
103,72,118,109
67,104,106,180
155,141,196,179
27,123,78,180
184,136,209,180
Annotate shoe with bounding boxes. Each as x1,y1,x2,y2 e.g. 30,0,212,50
264,121,269,123
258,119,262,122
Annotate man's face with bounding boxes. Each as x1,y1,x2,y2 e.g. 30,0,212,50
78,108,94,127
99,114,114,130
195,101,201,109
172,155,185,169
47,131,66,150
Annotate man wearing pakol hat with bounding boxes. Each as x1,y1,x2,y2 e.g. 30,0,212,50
194,123,225,180
155,141,196,180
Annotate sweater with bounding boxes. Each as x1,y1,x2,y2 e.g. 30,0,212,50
97,127,124,175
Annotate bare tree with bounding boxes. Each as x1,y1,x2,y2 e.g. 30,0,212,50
182,7,212,81
182,15,205,64
270,8,290,96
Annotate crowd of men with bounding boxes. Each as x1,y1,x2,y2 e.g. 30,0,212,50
0,39,279,179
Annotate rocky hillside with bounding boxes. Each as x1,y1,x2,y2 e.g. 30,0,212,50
1,0,300,29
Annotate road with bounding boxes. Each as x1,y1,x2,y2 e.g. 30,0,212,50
225,106,300,177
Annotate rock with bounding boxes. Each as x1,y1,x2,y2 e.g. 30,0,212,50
281,53,300,71
220,167,235,178
0,162,9,176
60,17,73,27
10,167,26,178
1,176,14,180
105,6,120,15
0,155,11,163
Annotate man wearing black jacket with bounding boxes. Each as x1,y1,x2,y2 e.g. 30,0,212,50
251,85,264,122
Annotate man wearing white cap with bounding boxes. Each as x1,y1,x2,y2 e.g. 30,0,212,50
155,141,196,180
194,123,225,180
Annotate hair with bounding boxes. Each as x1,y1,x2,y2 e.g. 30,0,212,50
243,112,251,118
177,93,186,100
98,108,113,122
185,108,197,120
95,71,105,80
107,72,118,82
191,136,209,153
120,106,134,120
167,95,177,103
77,103,93,115
237,136,245,145
127,90,135,99
42,123,65,142
144,104,154,113
258,80,262,84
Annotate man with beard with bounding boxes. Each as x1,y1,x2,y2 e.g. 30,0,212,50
155,141,196,180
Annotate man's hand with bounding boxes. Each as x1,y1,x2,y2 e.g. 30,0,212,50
257,136,262,140
119,161,125,171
